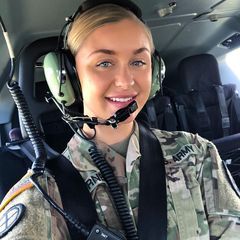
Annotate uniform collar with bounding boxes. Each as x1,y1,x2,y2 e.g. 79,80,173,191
126,122,141,176
64,121,141,174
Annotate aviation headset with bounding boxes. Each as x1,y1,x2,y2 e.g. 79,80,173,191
43,0,166,108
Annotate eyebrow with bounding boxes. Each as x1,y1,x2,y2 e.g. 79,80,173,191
89,47,150,57
133,47,150,54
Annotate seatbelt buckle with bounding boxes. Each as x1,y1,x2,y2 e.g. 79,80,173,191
222,117,230,129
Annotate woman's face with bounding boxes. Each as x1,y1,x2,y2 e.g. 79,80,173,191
75,19,152,123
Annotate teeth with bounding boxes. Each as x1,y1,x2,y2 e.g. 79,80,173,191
110,97,133,102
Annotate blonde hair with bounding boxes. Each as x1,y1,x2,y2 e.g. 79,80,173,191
67,4,154,56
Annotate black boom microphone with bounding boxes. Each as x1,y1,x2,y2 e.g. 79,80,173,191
62,100,138,129
106,100,138,128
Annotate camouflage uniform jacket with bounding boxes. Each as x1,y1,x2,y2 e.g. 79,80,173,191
0,122,240,239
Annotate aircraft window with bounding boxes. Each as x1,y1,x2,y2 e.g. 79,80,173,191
221,33,240,49
225,48,240,81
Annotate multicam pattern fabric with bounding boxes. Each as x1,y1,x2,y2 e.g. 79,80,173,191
0,122,240,239
0,170,70,240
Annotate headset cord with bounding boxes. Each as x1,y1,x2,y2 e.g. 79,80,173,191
89,144,139,240
7,82,47,172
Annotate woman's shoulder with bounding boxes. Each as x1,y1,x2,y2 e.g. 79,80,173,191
151,128,210,144
0,170,54,239
150,128,216,161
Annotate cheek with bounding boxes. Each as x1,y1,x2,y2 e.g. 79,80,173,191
138,70,152,96
134,71,152,113
77,65,99,93
80,72,110,101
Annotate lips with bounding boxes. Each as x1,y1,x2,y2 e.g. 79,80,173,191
106,95,137,108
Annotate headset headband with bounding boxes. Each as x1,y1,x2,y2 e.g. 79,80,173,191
68,0,143,23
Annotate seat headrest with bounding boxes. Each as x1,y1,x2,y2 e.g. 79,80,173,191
177,53,222,93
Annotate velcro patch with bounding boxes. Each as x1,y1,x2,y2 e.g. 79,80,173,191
172,144,198,162
0,204,26,238
85,171,106,192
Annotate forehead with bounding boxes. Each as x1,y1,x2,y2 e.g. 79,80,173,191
78,19,151,55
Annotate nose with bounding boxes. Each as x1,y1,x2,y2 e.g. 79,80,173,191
114,65,135,89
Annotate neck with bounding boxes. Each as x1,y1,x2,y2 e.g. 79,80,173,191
83,121,134,145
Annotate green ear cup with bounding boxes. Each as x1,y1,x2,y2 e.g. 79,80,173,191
149,54,166,100
43,52,76,106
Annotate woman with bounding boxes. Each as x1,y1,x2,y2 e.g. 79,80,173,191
0,0,239,239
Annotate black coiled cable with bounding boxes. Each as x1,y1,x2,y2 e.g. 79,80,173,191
7,81,47,172
1,14,47,172
89,144,139,240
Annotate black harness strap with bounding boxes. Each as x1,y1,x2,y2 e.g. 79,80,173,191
190,90,213,139
175,103,189,132
164,100,178,131
214,85,230,136
46,155,97,240
138,123,167,240
146,99,159,129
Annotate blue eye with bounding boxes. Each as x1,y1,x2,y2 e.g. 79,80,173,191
131,60,146,67
96,61,112,68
